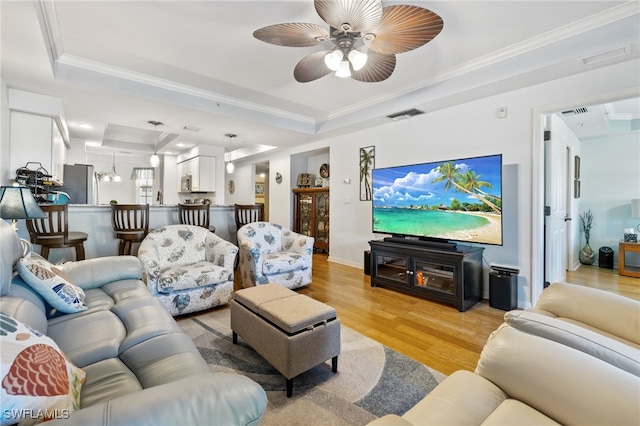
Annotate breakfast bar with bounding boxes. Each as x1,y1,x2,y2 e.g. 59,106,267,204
15,204,236,263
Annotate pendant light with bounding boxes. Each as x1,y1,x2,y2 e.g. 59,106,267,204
111,152,121,182
225,133,236,174
148,120,163,167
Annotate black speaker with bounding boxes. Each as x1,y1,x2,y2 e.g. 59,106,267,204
599,246,613,269
364,250,371,276
489,272,517,311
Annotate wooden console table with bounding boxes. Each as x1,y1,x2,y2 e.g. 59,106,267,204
618,242,640,278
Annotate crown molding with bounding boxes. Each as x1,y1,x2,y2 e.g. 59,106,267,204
35,0,639,133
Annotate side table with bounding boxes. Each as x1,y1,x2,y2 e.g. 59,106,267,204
618,242,640,278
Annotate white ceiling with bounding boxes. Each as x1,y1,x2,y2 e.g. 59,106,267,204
2,1,639,162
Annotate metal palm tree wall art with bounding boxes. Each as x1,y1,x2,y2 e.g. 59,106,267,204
360,146,375,201
253,0,444,82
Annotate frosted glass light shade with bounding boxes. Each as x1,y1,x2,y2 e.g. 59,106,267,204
226,162,235,174
335,60,351,78
348,49,367,70
0,186,46,220
324,50,343,71
150,154,160,168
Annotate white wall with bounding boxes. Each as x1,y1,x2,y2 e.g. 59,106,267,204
1,79,11,185
230,58,639,308
580,132,640,266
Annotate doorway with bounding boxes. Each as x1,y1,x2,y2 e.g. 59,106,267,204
533,88,640,303
255,161,269,221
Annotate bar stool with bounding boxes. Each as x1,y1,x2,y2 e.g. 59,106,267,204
111,204,149,255
178,203,215,232
26,203,88,260
234,203,264,230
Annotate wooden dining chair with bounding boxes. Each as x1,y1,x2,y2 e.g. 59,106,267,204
26,203,88,260
111,204,150,255
178,203,213,231
234,203,265,230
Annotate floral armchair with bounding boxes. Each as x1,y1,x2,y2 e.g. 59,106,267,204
138,224,238,316
237,222,314,289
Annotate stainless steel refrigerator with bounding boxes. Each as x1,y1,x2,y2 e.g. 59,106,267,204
60,164,95,204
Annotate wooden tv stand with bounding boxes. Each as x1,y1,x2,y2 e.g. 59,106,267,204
369,239,484,312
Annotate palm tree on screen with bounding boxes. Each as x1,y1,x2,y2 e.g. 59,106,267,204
432,163,501,213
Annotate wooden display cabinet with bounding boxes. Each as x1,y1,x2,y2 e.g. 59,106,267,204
293,187,329,253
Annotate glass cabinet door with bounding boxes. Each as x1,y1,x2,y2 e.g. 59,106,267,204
314,192,329,245
414,260,456,295
375,254,409,286
298,194,313,236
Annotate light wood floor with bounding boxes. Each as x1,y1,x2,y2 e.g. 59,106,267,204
233,254,639,376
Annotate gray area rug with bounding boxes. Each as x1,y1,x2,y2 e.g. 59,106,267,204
177,308,446,425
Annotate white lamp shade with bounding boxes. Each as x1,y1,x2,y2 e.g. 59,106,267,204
226,162,235,174
632,199,640,217
150,154,160,168
348,49,367,71
335,60,351,78
324,50,343,71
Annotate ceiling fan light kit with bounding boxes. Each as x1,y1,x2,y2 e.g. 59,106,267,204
253,0,443,83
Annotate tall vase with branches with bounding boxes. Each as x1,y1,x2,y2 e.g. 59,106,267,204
579,210,595,265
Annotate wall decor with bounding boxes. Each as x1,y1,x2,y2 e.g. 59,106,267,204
574,179,580,199
297,173,312,188
360,146,375,201
574,155,581,179
319,163,330,178
275,172,282,184
229,180,235,194
255,183,265,195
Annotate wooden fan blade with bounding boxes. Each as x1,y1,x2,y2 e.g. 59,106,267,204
351,51,396,82
294,50,334,82
366,5,444,55
315,0,382,33
253,23,330,47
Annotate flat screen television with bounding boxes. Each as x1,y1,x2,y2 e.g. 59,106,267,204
372,154,503,246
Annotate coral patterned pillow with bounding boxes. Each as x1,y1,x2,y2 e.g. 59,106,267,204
17,256,87,314
0,312,85,425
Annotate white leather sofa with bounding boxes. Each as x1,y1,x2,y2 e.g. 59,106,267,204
369,282,640,425
0,219,266,426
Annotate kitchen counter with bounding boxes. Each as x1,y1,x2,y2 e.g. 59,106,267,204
16,204,236,263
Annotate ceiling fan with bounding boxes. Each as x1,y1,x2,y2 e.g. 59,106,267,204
253,0,444,83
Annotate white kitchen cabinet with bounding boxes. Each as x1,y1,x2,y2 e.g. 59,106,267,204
10,111,66,182
177,156,215,192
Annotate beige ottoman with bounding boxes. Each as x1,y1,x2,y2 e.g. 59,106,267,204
230,283,341,397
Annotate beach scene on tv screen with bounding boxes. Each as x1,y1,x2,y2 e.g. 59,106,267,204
372,155,502,245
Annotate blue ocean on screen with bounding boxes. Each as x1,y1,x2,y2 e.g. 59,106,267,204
373,208,489,236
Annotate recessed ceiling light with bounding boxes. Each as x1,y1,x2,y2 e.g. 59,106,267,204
85,141,100,146
176,143,186,147
79,124,93,129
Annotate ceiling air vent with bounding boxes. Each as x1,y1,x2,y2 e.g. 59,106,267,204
387,108,425,121
561,107,589,116
182,125,201,132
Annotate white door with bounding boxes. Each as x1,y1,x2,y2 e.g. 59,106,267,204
544,115,569,284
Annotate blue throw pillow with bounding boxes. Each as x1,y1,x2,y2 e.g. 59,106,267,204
17,256,87,314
